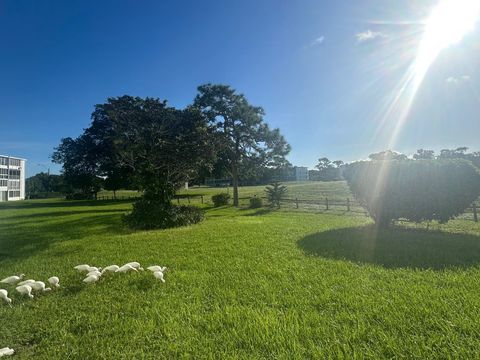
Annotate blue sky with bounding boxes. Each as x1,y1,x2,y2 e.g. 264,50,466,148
1,0,479,176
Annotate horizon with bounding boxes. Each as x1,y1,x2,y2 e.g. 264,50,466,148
1,0,479,177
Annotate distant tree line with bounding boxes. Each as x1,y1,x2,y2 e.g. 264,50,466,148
369,147,480,165
26,172,66,198
311,147,480,182
309,158,344,181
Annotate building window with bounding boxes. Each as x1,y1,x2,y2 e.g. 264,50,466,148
0,180,7,187
8,169,20,179
0,157,7,166
9,159,20,166
9,181,20,189
9,190,20,198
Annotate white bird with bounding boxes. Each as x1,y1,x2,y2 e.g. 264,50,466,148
48,276,60,288
101,265,119,273
153,271,165,283
83,275,99,284
0,347,14,357
31,281,51,292
15,285,33,298
124,262,143,271
0,289,12,305
17,279,36,286
74,265,101,273
1,274,25,285
86,270,102,278
147,265,167,273
115,264,138,273
74,264,91,272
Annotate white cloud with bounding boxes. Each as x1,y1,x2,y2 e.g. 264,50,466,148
309,36,325,47
355,30,386,42
445,76,458,84
446,75,471,85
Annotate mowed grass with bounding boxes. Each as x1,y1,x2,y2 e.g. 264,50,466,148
1,194,480,358
99,180,354,201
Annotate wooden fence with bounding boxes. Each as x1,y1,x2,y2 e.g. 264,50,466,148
96,194,479,222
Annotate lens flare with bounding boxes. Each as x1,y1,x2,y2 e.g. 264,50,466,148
368,0,479,230
375,0,480,151
413,0,480,90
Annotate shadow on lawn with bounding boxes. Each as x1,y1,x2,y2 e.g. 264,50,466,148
0,209,127,222
0,198,133,210
298,224,480,270
240,207,274,216
0,212,131,263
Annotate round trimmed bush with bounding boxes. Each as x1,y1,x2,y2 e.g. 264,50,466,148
249,197,263,209
123,198,204,230
211,193,230,207
344,159,480,226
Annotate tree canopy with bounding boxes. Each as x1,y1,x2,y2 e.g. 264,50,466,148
89,96,215,203
193,84,291,206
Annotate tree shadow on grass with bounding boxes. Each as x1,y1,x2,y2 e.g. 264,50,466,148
0,209,128,222
0,198,133,211
298,224,480,270
242,208,274,216
0,212,132,263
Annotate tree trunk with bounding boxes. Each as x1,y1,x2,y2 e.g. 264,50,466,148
232,163,239,207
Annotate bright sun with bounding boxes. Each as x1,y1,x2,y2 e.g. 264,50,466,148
414,0,480,87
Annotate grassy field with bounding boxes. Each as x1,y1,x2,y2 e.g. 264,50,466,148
1,184,480,358
99,181,354,200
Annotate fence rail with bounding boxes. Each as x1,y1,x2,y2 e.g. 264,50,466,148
94,194,479,222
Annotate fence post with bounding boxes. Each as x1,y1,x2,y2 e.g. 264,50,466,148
295,198,299,209
325,197,329,211
201,195,204,204
177,197,180,204
187,195,190,204
473,203,478,222
347,198,350,212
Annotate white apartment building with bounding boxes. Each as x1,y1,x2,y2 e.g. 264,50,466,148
0,155,26,201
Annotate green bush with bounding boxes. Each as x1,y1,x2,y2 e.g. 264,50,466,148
265,181,288,208
123,199,204,230
344,159,480,226
211,193,230,207
249,196,263,209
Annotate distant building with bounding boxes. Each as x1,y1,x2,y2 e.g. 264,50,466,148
0,155,26,201
294,166,309,181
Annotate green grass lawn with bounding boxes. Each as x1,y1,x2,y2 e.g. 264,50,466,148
1,195,480,358
99,180,354,201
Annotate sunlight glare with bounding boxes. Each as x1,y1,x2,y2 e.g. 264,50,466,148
414,0,480,89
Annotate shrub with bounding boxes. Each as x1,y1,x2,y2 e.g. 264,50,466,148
344,159,480,226
211,193,230,207
123,199,204,230
265,181,288,208
249,196,263,209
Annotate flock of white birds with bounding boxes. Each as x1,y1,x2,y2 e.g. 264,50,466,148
0,261,167,357
0,261,167,306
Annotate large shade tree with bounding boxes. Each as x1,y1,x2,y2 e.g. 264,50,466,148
52,135,104,198
91,96,215,204
193,84,291,206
